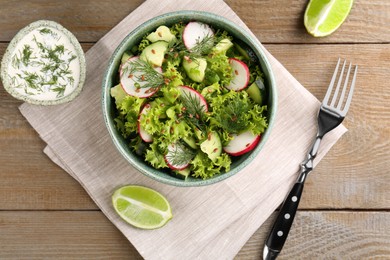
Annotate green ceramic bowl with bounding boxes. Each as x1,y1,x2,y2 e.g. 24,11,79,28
102,11,277,187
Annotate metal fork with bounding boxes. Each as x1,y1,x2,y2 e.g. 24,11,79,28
263,59,358,260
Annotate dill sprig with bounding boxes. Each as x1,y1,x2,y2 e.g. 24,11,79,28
165,141,196,166
12,45,34,69
10,31,77,98
39,28,60,40
190,34,214,56
127,59,165,89
213,95,250,134
180,90,207,133
166,33,215,61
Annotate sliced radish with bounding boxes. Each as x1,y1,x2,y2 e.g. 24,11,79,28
164,143,191,170
138,104,153,143
183,21,214,51
179,86,208,112
225,58,250,91
120,56,162,98
223,130,260,156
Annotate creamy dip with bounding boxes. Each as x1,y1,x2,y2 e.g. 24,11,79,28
7,26,81,101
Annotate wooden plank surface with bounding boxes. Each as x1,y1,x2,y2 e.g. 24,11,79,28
237,211,390,259
0,0,389,43
0,0,144,42
0,211,388,259
227,0,390,43
0,0,389,258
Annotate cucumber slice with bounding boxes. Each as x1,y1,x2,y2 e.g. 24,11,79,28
183,57,207,83
234,40,257,63
140,41,168,67
171,168,191,180
121,50,133,64
246,80,265,105
212,38,233,54
246,83,262,105
200,131,222,162
183,136,198,149
146,26,176,43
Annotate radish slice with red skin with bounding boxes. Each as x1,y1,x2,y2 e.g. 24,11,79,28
223,130,260,156
179,86,208,112
120,56,162,98
183,22,214,51
225,58,250,91
164,143,191,170
138,104,153,143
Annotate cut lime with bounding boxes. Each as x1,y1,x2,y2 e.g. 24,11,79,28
112,185,173,229
304,0,354,37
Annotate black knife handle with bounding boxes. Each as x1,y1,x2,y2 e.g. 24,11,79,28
265,182,304,257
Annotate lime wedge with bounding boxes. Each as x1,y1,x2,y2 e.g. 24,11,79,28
112,185,173,229
304,0,354,37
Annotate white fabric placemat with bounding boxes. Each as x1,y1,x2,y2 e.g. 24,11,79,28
19,0,346,259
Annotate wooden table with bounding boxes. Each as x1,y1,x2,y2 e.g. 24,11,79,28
1,0,389,259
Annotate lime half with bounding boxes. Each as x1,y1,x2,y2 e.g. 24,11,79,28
112,185,173,229
304,0,354,37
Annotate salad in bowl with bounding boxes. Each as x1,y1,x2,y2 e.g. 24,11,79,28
102,11,277,186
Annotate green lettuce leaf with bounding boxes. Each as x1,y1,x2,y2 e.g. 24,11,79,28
145,142,167,169
110,84,127,106
191,151,231,179
206,52,232,87
163,62,184,87
111,88,144,138
210,90,268,135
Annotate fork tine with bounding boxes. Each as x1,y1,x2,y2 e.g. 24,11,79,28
323,58,341,105
341,65,358,115
330,59,346,107
336,62,352,110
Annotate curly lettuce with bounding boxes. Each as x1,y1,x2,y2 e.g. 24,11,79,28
206,52,232,86
191,151,231,179
145,142,167,169
210,90,268,135
111,85,144,138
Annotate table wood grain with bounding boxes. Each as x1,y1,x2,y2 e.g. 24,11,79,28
0,0,389,259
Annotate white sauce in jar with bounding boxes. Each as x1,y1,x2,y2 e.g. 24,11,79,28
7,26,81,101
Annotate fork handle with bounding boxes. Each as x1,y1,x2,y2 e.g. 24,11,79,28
264,182,304,260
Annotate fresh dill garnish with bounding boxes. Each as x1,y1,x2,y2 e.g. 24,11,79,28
23,71,42,92
39,28,52,34
213,94,251,134
12,45,34,69
21,45,33,66
39,27,60,40
190,34,214,56
51,85,66,97
127,59,165,89
9,76,23,89
10,30,78,98
166,33,215,62
165,141,196,166
179,90,207,133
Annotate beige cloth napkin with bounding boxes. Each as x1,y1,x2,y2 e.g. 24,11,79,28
19,0,347,259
